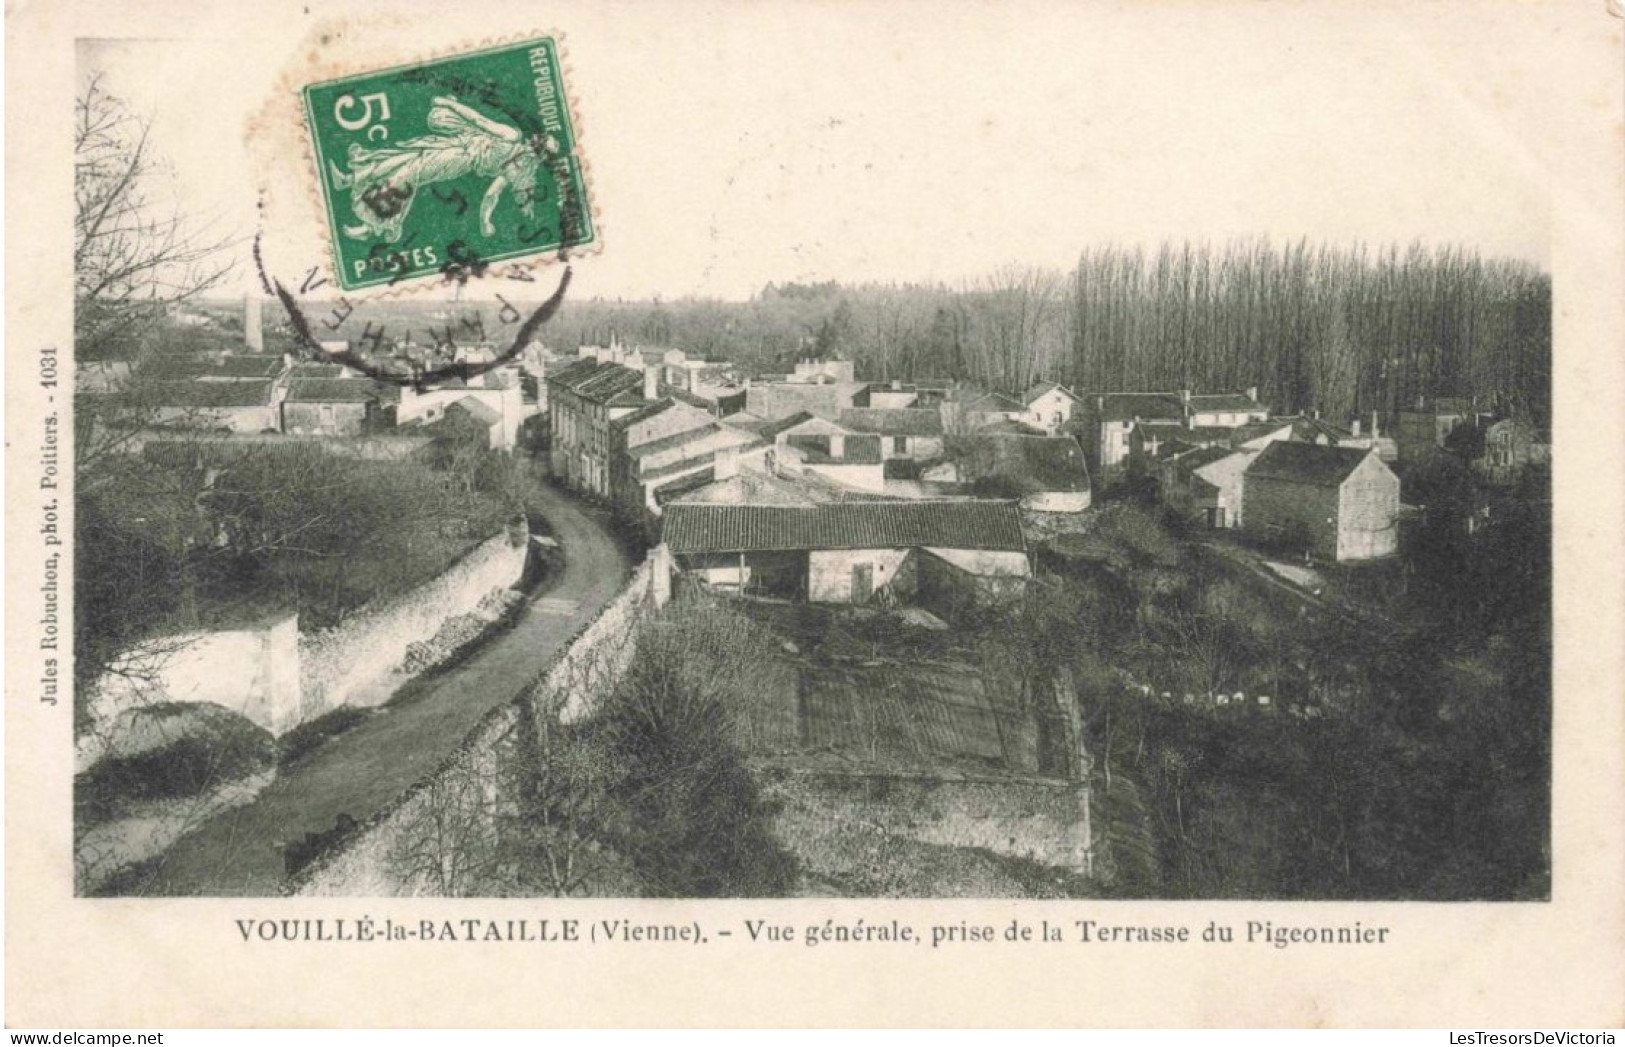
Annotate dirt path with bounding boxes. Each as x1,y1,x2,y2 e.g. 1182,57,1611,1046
139,485,632,896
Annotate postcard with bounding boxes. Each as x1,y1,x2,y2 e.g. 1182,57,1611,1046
6,0,1623,1028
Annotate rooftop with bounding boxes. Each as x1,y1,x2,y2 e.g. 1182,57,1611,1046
1023,381,1079,406
836,407,944,437
1095,392,1186,422
1246,440,1378,486
150,379,276,408
664,500,1028,555
954,434,1091,493
284,378,396,404
145,354,288,381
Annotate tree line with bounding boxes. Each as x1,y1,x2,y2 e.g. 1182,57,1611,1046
537,240,1549,428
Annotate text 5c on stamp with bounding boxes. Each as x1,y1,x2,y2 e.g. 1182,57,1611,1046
301,36,595,292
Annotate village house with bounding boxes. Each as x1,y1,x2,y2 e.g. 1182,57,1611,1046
148,379,284,433
744,375,868,422
1020,381,1082,433
779,431,886,493
931,434,1093,513
661,500,1031,609
950,389,1028,431
1084,388,1269,481
1395,397,1479,464
1083,393,1188,482
1158,445,1257,529
546,354,660,498
280,378,399,436
1185,388,1268,428
836,407,946,462
1471,417,1550,483
606,398,760,533
143,352,291,384
860,380,921,410
1242,441,1401,561
395,374,527,450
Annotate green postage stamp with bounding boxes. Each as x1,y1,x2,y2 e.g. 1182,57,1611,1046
301,37,595,292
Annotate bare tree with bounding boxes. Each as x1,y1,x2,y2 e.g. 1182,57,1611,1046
75,73,236,363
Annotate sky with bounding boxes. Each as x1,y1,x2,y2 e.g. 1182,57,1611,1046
79,1,1558,303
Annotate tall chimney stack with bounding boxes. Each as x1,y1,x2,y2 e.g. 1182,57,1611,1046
643,365,659,402
245,294,264,353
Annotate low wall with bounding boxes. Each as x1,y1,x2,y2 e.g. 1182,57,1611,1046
298,524,529,722
80,613,301,767
545,543,670,724
83,524,529,759
296,545,672,896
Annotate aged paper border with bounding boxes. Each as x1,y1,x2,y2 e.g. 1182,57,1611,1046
7,0,1623,1028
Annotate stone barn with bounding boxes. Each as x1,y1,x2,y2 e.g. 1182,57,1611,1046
662,500,1031,605
1242,442,1400,561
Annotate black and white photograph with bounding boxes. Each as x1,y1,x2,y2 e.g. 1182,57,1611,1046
8,0,1622,1030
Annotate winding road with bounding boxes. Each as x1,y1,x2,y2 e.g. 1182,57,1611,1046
141,483,631,896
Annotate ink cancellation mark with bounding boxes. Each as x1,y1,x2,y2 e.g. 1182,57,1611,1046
301,37,595,293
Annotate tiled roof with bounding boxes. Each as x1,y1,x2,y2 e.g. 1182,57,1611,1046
145,354,287,381
641,438,769,482
150,379,276,408
961,391,1025,414
284,378,390,403
1229,420,1295,445
837,407,943,436
629,422,723,460
1023,381,1078,406
288,363,348,379
1165,445,1235,473
664,500,1027,554
548,359,648,404
1136,422,1234,444
610,398,679,431
1246,440,1376,486
975,418,1047,436
1095,393,1185,422
1187,393,1262,413
955,435,1091,493
756,411,820,439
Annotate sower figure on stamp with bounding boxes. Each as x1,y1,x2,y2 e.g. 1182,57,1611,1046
327,95,556,242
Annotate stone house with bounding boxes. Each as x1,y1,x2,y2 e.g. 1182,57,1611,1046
1084,388,1268,482
662,500,1030,606
546,357,658,498
280,378,398,436
1158,445,1256,529
936,434,1093,512
836,407,946,462
1242,442,1400,561
1020,381,1082,433
149,379,284,433
1471,417,1550,483
1395,397,1478,464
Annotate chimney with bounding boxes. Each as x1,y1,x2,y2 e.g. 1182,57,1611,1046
891,379,901,391
245,294,264,353
1350,419,1361,437
643,365,659,401
1246,385,1258,403
1180,389,1191,405
1371,411,1380,439
830,433,845,459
